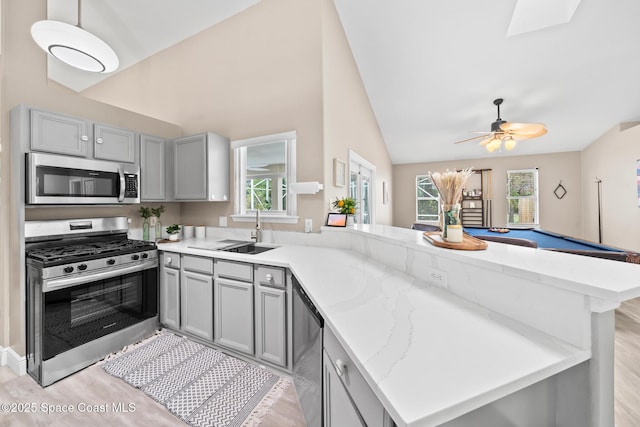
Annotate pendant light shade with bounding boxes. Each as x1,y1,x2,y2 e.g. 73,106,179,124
31,1,119,73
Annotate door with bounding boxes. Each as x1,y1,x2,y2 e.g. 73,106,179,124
30,109,89,157
160,265,180,330
349,151,375,225
256,286,286,366
215,278,254,355
94,124,136,163
181,270,213,340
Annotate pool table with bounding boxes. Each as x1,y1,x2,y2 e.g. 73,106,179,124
463,227,640,263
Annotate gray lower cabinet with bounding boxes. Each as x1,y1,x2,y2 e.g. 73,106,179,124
160,252,181,330
214,259,254,355
323,327,391,427
93,123,136,163
255,266,287,367
140,134,167,200
30,109,90,157
214,277,254,355
181,255,214,341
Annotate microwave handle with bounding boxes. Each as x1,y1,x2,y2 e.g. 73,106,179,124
118,168,125,202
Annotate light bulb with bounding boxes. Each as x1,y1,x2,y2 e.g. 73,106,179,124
485,137,501,152
503,136,517,151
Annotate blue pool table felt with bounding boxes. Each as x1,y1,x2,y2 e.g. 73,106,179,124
463,228,624,252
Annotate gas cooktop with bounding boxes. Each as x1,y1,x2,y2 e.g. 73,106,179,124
26,238,156,266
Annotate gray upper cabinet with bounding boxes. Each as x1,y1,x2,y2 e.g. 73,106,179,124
173,132,229,201
140,134,166,201
30,109,90,157
93,124,136,163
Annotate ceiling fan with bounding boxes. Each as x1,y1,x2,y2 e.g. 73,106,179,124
454,98,547,152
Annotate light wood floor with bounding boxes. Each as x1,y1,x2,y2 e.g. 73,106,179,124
0,361,306,426
3,301,640,427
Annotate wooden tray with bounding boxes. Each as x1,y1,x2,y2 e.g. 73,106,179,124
157,238,181,243
423,231,488,251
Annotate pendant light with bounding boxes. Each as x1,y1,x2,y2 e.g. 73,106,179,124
31,0,119,73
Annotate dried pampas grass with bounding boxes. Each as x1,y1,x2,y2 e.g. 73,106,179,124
429,168,474,205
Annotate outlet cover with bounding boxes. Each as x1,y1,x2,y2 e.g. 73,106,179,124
219,216,227,227
304,219,312,233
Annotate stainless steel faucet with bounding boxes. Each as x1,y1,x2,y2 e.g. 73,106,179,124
250,209,262,243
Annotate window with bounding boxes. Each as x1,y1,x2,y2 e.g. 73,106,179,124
506,169,538,226
349,150,376,224
416,175,440,222
232,131,297,223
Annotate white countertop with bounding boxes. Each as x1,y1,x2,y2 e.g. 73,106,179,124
158,233,592,426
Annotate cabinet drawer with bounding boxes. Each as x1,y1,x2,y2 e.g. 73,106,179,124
216,260,253,282
162,252,181,269
256,266,285,288
183,255,214,274
324,328,385,427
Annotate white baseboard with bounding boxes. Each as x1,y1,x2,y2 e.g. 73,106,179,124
0,345,27,376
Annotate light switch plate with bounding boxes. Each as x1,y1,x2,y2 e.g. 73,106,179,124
304,219,312,233
219,216,227,227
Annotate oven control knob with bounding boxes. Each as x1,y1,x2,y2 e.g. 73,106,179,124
142,253,149,259
132,254,140,261
78,264,88,271
107,259,116,265
63,266,74,274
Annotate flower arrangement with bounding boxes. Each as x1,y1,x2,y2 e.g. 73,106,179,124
429,168,474,207
151,205,165,218
332,197,356,215
138,206,152,219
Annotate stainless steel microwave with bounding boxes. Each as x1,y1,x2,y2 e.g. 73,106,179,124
26,152,140,205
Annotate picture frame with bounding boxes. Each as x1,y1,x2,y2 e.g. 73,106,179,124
334,158,346,187
326,212,347,227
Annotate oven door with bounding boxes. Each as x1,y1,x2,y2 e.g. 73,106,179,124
26,152,140,204
41,264,158,361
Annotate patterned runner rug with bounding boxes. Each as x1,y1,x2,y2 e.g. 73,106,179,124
101,332,291,427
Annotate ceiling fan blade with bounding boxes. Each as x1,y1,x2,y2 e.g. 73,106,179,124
478,135,496,146
510,127,548,140
453,134,491,144
499,122,547,135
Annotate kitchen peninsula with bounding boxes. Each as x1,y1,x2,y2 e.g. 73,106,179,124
157,224,640,427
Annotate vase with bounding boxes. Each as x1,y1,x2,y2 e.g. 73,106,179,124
441,203,461,241
155,220,162,241
142,218,150,241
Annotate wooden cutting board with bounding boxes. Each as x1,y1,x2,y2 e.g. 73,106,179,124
423,231,488,251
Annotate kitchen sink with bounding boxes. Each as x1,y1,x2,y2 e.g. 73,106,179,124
221,242,277,255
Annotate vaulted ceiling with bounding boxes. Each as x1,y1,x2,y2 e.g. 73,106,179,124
45,0,640,164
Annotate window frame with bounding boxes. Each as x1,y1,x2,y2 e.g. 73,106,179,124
416,174,440,223
231,131,298,224
506,168,539,227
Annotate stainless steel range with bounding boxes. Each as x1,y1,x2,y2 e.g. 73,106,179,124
25,217,159,387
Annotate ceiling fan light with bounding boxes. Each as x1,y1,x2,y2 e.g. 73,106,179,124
503,136,517,150
486,137,501,152
31,20,119,73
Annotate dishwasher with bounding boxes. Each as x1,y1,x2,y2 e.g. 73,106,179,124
292,275,324,427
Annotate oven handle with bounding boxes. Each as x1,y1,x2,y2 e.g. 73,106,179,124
42,260,158,292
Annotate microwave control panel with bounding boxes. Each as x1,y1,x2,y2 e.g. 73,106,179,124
124,174,138,198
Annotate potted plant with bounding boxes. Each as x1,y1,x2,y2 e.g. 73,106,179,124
332,197,357,225
166,224,181,241
139,206,152,240
151,205,165,241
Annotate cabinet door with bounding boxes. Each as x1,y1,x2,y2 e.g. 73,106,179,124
140,134,166,200
160,265,180,330
215,278,254,355
181,270,214,341
94,124,136,163
174,134,207,200
256,286,286,367
30,109,89,157
323,350,366,427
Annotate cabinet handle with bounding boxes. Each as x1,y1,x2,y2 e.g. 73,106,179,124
81,135,89,142
96,138,103,144
166,257,172,264
335,359,346,377
265,273,273,282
